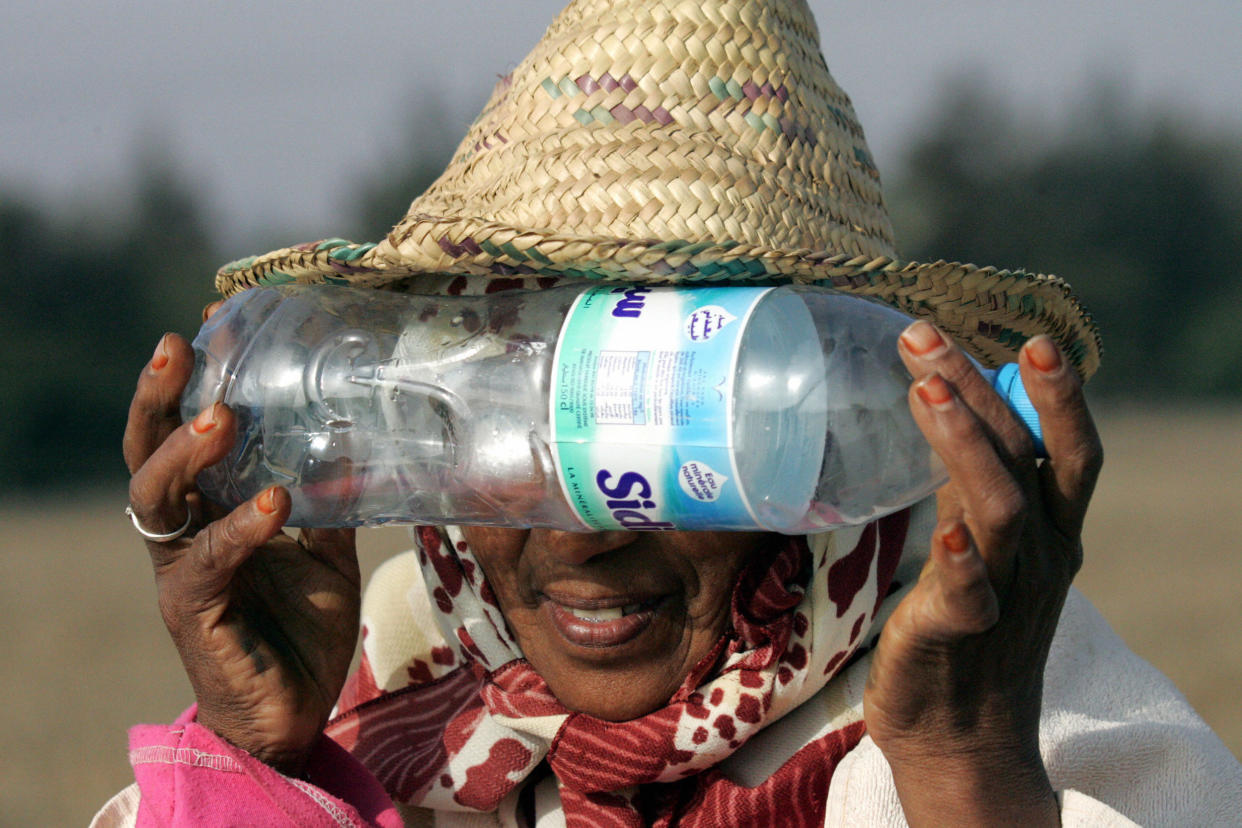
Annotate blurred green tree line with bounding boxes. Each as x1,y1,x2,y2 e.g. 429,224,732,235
887,80,1242,400
1,148,219,496
2,84,1240,495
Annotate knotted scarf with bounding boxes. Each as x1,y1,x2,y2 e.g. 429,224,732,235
329,509,922,826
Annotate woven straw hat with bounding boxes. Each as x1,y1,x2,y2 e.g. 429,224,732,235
217,0,1100,376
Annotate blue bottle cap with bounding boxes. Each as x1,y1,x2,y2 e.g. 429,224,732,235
987,363,1047,457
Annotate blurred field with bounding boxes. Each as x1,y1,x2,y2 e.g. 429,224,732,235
1,406,1239,826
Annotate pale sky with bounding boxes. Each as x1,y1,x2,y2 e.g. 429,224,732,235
3,0,1239,247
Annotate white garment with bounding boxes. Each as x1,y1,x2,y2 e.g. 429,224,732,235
815,588,1242,825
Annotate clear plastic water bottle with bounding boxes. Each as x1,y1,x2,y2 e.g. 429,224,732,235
182,283,1041,533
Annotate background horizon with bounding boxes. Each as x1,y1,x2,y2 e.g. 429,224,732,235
5,0,1240,248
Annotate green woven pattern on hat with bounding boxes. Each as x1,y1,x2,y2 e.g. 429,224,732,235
997,327,1025,349
500,240,530,261
541,78,563,99
744,112,780,132
258,270,295,286
670,240,716,256
313,238,377,263
333,244,376,263
704,258,769,278
525,244,554,265
477,238,505,259
220,255,259,274
708,76,747,101
478,237,554,265
559,264,617,280
852,146,877,173
826,105,853,130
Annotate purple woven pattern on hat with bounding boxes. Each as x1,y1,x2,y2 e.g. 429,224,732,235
213,0,1101,380
401,0,896,261
540,71,817,146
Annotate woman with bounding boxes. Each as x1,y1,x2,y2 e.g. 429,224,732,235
103,0,1241,824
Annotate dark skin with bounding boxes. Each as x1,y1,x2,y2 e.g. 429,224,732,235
125,306,1100,823
124,322,360,776
864,321,1102,825
458,526,766,721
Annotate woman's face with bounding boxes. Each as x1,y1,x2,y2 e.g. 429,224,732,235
462,526,769,721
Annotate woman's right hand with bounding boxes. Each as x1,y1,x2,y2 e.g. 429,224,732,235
122,328,361,777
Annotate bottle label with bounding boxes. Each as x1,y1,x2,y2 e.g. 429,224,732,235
550,285,774,531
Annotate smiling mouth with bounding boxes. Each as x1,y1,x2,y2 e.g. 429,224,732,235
542,596,664,648
567,603,645,621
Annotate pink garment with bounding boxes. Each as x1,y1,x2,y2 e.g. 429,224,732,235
127,705,401,827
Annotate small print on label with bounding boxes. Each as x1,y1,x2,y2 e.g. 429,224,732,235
679,461,729,502
684,306,738,342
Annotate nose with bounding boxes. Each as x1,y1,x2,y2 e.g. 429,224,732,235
540,530,640,565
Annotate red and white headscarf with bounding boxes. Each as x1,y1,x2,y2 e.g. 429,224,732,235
326,275,931,826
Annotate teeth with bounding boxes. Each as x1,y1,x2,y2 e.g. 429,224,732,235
571,606,624,621
569,604,644,621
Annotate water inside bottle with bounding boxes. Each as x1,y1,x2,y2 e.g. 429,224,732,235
731,289,829,533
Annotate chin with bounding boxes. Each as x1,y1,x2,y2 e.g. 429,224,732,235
549,673,676,721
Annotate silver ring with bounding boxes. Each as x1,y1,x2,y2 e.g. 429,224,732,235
125,504,192,542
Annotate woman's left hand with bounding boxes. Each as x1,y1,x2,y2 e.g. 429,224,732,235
863,322,1103,827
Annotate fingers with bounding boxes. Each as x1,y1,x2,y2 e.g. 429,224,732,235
128,402,236,551
899,321,1036,464
298,527,355,551
124,333,195,474
899,322,1032,591
1019,336,1104,540
901,322,1100,600
172,486,290,611
907,373,1027,589
298,527,361,582
914,521,1000,638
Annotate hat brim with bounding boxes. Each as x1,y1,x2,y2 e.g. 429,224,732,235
216,221,1101,378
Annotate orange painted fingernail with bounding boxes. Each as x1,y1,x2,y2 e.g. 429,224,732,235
150,336,169,371
191,404,218,434
1024,336,1063,374
940,523,971,555
915,374,954,409
202,301,223,323
257,487,278,514
900,321,946,357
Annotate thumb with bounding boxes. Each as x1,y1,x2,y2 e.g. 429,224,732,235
298,526,360,585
